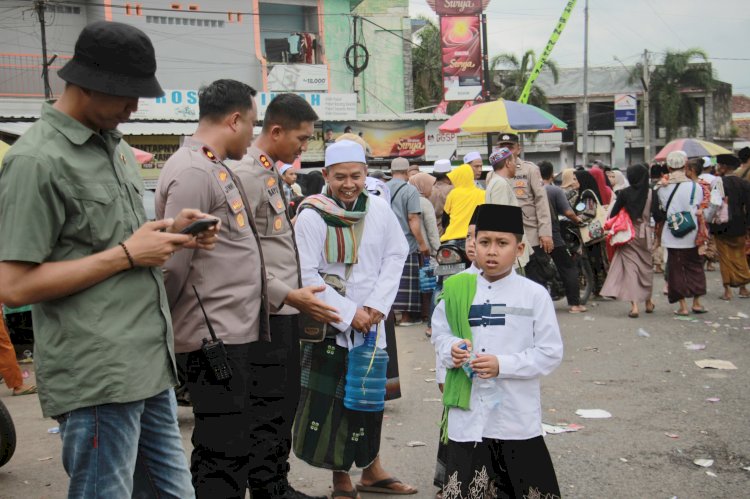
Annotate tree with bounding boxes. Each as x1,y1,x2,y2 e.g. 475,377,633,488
411,17,442,111
633,49,714,140
490,50,559,108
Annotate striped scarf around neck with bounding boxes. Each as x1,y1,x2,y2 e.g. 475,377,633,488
298,191,369,264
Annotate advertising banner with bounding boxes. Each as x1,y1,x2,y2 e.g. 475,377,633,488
440,16,483,102
268,64,328,92
329,122,426,159
425,121,458,161
428,0,490,15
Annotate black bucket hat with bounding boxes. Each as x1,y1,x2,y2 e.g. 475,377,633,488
58,21,164,98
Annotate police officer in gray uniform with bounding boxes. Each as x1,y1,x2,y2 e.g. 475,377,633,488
498,133,554,285
157,80,276,497
234,93,340,499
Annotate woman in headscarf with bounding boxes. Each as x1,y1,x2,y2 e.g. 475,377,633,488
590,164,614,205
440,164,485,246
561,168,580,204
409,172,441,334
600,164,658,317
408,172,441,257
656,151,707,315
608,169,630,193
572,170,609,295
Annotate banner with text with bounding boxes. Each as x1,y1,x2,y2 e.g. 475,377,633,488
440,15,483,102
425,121,458,161
329,122,426,159
518,0,577,104
429,0,489,15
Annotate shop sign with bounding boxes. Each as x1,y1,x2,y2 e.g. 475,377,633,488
131,90,357,122
425,121,458,161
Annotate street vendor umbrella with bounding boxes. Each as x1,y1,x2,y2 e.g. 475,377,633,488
131,146,154,164
653,138,731,162
438,99,567,134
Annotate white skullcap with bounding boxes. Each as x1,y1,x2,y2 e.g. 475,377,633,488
433,159,452,174
325,140,366,168
666,150,687,169
702,156,713,168
463,151,481,163
279,163,294,175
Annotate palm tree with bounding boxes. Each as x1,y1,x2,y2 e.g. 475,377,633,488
490,50,559,109
411,17,442,111
638,49,714,140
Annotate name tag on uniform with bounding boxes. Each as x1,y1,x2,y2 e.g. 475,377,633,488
267,185,286,214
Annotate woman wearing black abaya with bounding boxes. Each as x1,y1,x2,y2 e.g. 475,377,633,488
573,170,609,296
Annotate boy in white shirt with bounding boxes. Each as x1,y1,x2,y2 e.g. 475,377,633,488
431,204,563,499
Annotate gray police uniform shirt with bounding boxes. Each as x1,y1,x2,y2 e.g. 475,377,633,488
156,137,270,353
234,146,302,315
511,159,552,248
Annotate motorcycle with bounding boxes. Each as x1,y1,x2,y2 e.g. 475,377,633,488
0,398,16,468
547,217,594,305
434,240,470,278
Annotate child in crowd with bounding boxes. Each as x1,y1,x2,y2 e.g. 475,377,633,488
431,204,563,499
432,210,481,497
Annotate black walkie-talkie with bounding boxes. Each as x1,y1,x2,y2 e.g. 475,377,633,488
192,285,232,382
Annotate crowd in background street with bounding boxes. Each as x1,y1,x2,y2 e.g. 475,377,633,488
1,20,750,499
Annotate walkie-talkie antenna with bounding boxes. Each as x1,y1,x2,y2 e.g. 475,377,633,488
192,285,219,342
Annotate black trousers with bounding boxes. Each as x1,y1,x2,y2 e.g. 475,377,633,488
179,315,300,499
444,436,560,499
524,246,550,287
550,246,581,306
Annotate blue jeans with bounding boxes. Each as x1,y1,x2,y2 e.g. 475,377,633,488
56,389,194,499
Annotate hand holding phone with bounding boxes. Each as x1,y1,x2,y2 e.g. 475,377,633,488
179,218,219,235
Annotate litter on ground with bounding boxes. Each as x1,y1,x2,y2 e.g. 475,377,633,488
695,359,737,370
693,459,714,467
576,409,612,419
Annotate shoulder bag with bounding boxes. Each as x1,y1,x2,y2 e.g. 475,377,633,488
664,183,697,237
299,265,354,343
578,189,606,245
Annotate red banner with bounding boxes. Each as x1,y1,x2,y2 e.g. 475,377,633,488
440,16,483,102
428,0,490,15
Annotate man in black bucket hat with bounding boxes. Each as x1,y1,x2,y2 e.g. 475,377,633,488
0,21,219,498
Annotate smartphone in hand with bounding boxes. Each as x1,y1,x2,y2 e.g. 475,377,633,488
179,218,219,235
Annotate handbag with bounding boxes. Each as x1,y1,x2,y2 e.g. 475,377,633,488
604,208,635,247
664,183,697,237
709,178,730,225
298,265,353,343
578,190,606,245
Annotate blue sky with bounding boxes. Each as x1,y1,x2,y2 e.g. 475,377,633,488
410,0,750,95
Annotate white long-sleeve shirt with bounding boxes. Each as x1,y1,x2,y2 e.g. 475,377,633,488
295,194,409,349
656,180,703,249
431,270,563,442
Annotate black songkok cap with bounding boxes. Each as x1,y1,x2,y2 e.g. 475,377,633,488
716,154,740,169
475,204,524,235
738,147,750,163
469,205,481,226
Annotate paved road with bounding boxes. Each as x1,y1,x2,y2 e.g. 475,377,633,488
1,269,749,498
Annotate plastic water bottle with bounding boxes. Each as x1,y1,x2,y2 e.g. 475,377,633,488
344,329,389,412
460,343,476,379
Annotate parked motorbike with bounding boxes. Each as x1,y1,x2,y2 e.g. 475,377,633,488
547,217,594,305
434,240,470,278
0,398,16,468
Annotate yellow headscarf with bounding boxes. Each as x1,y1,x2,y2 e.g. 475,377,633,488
561,168,577,191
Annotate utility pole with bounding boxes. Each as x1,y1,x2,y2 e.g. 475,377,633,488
581,0,589,167
642,49,651,162
35,0,54,100
481,13,492,157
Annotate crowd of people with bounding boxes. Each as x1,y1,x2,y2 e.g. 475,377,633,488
1,21,750,499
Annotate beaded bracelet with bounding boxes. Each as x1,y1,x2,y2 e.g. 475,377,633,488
119,242,135,269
